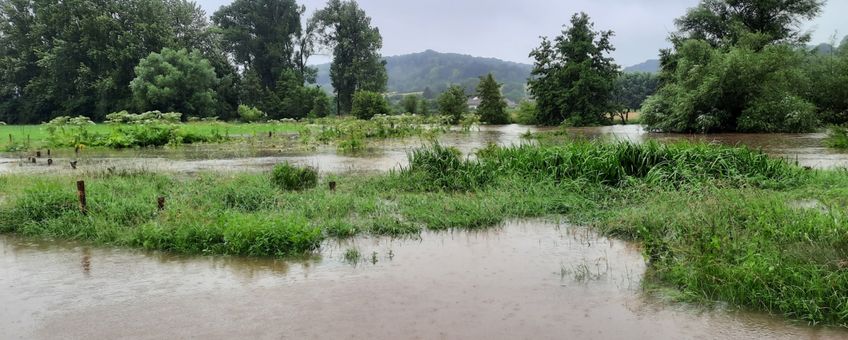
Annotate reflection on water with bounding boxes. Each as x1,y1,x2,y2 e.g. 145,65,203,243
1,124,846,175
1,221,843,339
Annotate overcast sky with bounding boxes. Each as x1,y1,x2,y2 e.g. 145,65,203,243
196,0,848,66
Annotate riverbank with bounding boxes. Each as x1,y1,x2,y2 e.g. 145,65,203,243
2,140,847,325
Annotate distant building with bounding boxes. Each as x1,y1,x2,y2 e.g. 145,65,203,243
467,96,518,110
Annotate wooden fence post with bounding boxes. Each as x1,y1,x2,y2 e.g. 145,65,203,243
70,161,78,170
329,181,337,192
47,158,53,166
76,180,87,215
157,196,166,211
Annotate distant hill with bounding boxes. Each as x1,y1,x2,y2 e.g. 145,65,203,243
623,59,660,73
315,50,532,101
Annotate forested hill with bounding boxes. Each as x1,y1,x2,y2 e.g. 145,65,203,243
623,59,660,73
315,50,532,101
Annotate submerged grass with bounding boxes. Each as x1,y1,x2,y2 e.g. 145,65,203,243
1,140,847,325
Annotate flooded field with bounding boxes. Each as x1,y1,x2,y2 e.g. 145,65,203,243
2,220,842,339
2,125,846,175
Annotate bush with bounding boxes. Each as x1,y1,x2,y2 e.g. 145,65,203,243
397,144,492,192
351,91,390,120
238,105,266,123
825,126,848,149
437,85,468,124
271,162,318,191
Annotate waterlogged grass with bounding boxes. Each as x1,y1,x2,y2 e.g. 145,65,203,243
1,141,848,324
826,126,848,149
0,122,301,151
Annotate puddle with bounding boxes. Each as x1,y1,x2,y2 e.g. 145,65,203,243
1,220,843,339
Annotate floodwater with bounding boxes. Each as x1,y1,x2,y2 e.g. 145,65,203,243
2,124,847,175
2,220,843,339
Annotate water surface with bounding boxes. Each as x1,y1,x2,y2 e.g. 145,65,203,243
1,221,842,339
2,125,845,175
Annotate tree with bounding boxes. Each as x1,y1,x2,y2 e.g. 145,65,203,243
438,85,468,124
476,73,509,124
131,48,219,117
673,0,824,47
212,0,304,87
422,86,436,100
611,72,660,123
311,0,387,115
351,91,389,120
645,0,825,133
528,13,620,126
642,38,816,133
401,95,420,114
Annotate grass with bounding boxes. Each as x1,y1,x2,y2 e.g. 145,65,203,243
826,126,848,149
0,122,301,151
1,140,848,325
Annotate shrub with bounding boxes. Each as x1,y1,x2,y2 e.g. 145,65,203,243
271,162,318,191
238,105,266,122
826,126,848,149
351,91,390,120
398,144,492,192
437,85,468,124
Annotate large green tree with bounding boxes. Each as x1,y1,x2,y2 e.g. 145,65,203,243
476,73,509,124
438,85,468,124
645,0,826,133
130,48,219,117
212,0,304,87
673,0,824,47
311,0,387,115
528,13,620,126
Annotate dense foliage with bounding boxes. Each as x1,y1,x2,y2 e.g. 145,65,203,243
351,91,390,120
271,162,318,191
131,48,219,118
0,0,218,123
476,74,509,124
437,86,468,124
643,0,834,133
0,0,389,123
528,13,620,126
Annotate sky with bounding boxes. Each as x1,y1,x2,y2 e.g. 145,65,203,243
196,0,848,67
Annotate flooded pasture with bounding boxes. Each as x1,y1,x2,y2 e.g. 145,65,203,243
1,124,847,175
1,220,842,339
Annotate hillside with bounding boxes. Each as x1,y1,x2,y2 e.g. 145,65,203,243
315,51,670,100
623,59,660,73
315,50,532,101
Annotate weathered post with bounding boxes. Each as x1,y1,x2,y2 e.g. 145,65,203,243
70,161,78,169
157,196,166,211
329,181,337,192
30,157,35,164
47,158,53,166
74,146,80,156
76,180,87,215
35,151,41,158
268,131,273,138
47,149,51,157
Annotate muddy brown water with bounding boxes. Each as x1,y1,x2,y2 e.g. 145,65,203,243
2,220,843,339
2,124,847,175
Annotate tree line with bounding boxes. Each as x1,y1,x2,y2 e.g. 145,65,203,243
527,0,848,132
0,0,386,124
